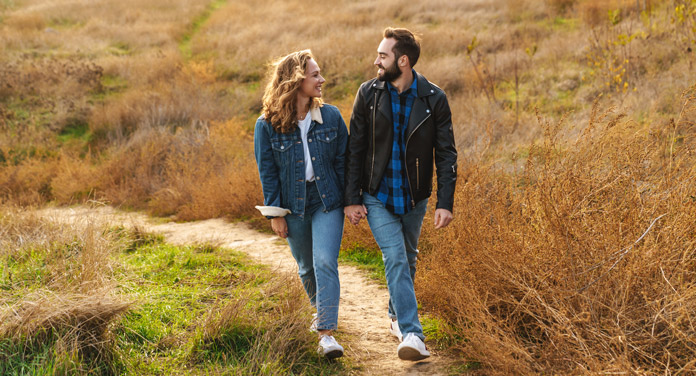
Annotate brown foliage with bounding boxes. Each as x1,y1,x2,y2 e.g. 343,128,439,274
417,88,696,373
92,119,260,221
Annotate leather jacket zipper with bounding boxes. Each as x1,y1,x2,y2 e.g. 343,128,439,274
368,93,377,190
416,158,420,190
405,112,431,208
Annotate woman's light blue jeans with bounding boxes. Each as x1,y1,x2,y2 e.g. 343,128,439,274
363,193,428,340
285,182,343,331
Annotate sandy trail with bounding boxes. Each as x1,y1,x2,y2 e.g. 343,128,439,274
38,205,449,375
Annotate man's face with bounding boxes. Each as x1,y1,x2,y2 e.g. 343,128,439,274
374,38,402,82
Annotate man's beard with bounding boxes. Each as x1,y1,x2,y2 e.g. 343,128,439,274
377,59,402,82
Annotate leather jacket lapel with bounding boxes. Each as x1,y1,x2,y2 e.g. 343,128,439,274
406,96,430,140
376,88,392,125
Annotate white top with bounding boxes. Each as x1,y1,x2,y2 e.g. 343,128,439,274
298,111,315,182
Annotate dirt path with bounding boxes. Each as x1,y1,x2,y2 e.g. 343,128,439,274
38,205,449,375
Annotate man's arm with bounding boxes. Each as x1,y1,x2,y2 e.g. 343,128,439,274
432,92,458,217
344,83,369,206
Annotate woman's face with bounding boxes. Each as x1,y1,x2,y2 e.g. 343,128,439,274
299,58,325,99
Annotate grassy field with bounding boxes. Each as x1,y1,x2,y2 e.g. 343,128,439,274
2,0,696,373
0,209,348,374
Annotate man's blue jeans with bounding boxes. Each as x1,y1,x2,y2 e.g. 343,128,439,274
285,182,343,331
363,193,428,340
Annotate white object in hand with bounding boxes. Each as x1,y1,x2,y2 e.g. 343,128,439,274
255,206,291,217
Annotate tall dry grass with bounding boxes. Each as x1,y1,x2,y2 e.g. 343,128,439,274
80,118,261,220
416,87,696,374
191,274,319,373
0,208,131,373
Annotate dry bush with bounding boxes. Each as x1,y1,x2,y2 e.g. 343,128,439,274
3,11,47,31
0,158,59,206
579,0,645,27
417,88,696,374
546,0,577,15
0,207,131,373
88,60,249,146
91,119,260,220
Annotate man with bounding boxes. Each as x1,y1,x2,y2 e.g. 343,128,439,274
344,27,457,361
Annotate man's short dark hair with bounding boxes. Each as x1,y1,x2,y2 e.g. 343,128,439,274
383,27,421,67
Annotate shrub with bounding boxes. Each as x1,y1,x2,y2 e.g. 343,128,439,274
417,87,696,374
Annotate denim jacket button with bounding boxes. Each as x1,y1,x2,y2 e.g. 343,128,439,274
308,139,312,142
280,145,284,149
311,157,316,161
322,194,326,198
316,176,320,180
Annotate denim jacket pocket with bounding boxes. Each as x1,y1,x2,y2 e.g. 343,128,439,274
271,139,294,152
316,129,337,143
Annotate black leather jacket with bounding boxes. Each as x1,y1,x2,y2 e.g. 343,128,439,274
345,72,457,212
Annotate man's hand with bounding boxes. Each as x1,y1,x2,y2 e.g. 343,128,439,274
344,204,368,226
434,208,453,229
271,217,288,238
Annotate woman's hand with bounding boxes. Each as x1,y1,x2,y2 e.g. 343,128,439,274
271,217,289,238
344,205,367,226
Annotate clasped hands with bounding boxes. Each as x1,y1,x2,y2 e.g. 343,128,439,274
343,204,454,229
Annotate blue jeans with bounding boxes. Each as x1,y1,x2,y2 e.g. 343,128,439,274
363,193,428,341
285,182,343,330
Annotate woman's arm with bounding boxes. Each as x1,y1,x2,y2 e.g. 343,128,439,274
253,117,282,209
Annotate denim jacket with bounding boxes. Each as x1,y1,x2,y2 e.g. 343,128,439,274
254,104,348,218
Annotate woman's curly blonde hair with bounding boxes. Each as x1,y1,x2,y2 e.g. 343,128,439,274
262,50,323,134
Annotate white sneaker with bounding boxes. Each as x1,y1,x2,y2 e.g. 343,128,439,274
318,335,344,359
397,333,430,361
310,313,318,333
390,320,403,342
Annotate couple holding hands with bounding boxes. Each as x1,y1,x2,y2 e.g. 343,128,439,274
254,27,457,361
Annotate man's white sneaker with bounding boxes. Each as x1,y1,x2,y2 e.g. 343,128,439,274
390,320,403,342
397,333,430,361
318,335,344,359
310,313,318,332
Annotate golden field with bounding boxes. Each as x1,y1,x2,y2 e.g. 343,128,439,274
2,0,696,373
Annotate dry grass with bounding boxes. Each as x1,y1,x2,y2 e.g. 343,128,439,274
2,0,696,372
0,208,130,373
417,87,696,374
192,274,318,373
85,118,260,220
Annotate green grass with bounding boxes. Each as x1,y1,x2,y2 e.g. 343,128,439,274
339,243,385,284
1,223,349,375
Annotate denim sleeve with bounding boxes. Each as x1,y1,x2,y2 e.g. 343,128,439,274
253,118,282,208
334,108,348,200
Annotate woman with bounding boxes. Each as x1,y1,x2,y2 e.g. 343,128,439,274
253,50,348,359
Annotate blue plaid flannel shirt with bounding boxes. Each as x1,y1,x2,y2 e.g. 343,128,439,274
376,74,418,214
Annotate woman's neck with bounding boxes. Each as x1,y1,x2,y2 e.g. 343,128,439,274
296,95,311,119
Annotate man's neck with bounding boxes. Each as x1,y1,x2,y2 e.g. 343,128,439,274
390,69,414,94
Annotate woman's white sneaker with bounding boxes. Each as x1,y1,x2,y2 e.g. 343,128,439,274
318,335,344,359
397,333,430,361
390,320,403,342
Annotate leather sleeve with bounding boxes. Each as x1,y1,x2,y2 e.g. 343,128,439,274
432,92,458,212
344,83,369,206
